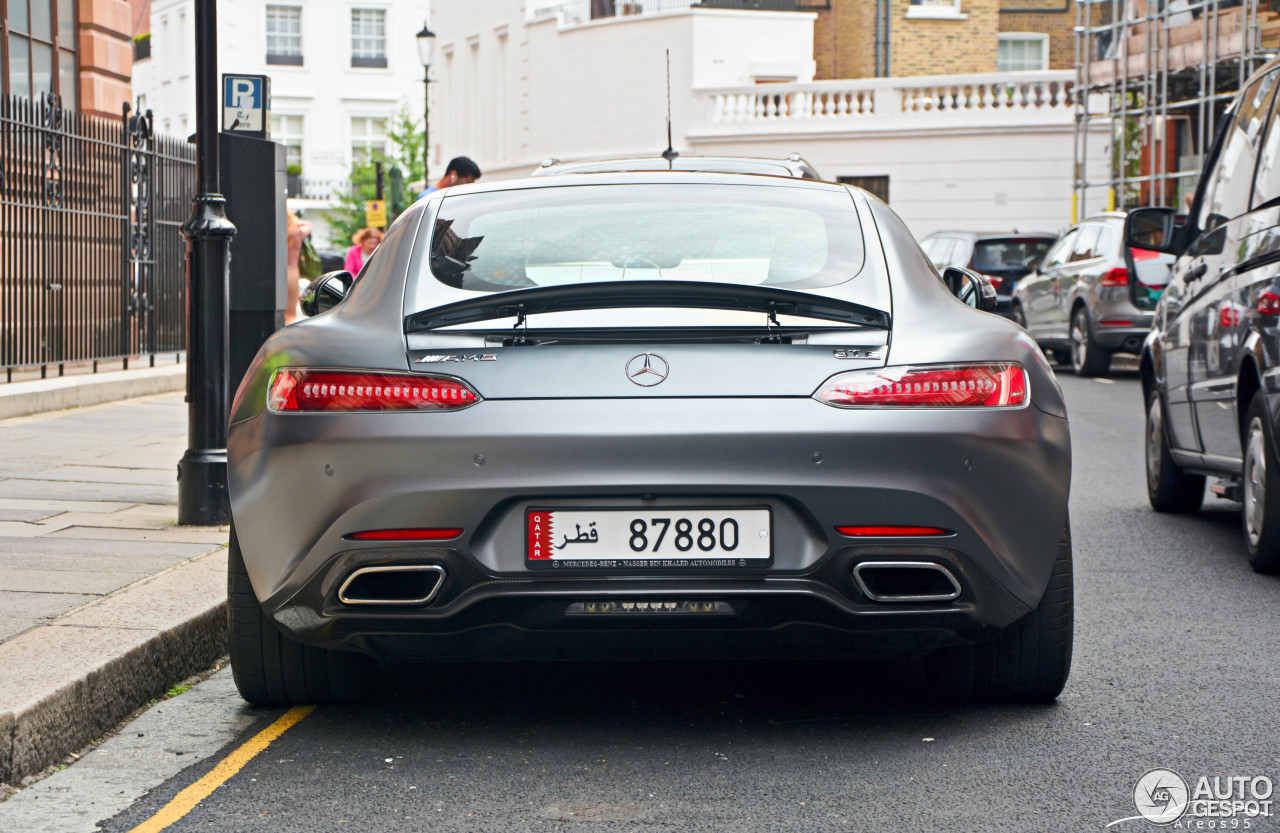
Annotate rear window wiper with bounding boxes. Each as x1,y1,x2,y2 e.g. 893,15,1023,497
404,280,890,333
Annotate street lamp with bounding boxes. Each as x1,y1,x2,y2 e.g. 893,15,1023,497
415,22,436,184
178,0,236,525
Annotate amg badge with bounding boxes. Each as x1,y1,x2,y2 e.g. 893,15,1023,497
416,354,498,364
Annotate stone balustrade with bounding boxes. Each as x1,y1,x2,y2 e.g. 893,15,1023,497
697,70,1076,135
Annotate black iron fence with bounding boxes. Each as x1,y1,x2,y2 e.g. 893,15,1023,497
0,94,195,380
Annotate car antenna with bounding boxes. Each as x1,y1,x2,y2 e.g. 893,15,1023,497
662,49,678,166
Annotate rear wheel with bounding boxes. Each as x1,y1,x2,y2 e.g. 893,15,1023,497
930,520,1073,703
1242,393,1280,574
1011,302,1028,330
228,525,372,706
1070,306,1111,377
1146,390,1205,513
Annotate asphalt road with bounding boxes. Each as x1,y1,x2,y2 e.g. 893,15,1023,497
23,370,1280,832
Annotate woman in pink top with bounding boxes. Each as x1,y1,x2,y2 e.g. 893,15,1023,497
344,227,383,275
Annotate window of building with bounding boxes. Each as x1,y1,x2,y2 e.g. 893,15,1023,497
266,5,303,66
997,34,1049,72
350,8,387,68
351,116,387,165
838,175,890,204
272,114,304,169
4,0,77,106
905,0,965,21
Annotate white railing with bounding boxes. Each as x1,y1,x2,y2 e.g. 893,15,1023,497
697,70,1076,134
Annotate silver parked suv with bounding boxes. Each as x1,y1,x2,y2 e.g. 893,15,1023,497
1012,213,1174,376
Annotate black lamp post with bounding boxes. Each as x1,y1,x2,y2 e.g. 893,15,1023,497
177,0,236,525
416,22,436,184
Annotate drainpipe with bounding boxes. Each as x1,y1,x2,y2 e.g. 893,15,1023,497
880,0,892,76
874,0,883,76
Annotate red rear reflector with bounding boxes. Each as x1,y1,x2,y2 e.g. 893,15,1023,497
1099,319,1133,327
1259,293,1280,317
815,363,1028,408
267,369,480,412
1100,267,1129,287
348,528,463,541
836,525,950,537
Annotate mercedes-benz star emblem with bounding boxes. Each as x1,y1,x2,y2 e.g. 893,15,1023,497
626,353,669,387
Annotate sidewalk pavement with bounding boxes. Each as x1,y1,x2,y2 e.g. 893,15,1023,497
0,386,230,787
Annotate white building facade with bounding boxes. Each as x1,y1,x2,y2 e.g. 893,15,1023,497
137,0,430,246
428,0,1110,237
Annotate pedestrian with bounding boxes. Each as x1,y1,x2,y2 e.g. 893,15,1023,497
415,156,482,200
344,227,383,275
285,211,312,325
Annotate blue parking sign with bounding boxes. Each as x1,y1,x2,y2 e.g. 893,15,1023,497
222,74,270,136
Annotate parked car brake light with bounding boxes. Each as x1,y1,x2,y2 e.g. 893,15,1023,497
1130,247,1161,261
1259,292,1280,317
980,274,1003,290
1100,267,1129,287
814,363,1028,408
267,369,481,412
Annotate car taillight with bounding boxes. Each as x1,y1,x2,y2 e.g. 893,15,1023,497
1259,293,1280,317
1131,247,1160,261
981,274,1003,290
814,363,1028,408
267,369,481,412
1100,267,1129,287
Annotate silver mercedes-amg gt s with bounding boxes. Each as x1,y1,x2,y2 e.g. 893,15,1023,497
227,172,1073,706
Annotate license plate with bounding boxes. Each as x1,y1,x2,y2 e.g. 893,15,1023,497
526,508,771,568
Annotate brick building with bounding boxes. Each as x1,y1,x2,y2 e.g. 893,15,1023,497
813,0,1074,78
1,0,135,117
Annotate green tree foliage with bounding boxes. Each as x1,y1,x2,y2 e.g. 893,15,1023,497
327,106,425,246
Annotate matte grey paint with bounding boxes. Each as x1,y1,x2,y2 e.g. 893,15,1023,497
227,173,1071,656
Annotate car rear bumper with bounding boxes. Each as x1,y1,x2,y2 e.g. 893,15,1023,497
1090,294,1153,352
267,541,1039,660
229,397,1070,657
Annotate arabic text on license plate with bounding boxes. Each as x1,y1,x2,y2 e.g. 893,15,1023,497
527,509,771,567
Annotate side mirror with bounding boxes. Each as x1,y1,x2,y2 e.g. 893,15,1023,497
1124,207,1179,254
943,266,998,313
299,271,353,318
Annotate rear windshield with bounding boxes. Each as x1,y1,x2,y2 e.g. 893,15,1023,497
413,184,870,312
972,238,1053,271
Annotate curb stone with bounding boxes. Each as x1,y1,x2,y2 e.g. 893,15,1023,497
0,552,228,785
0,365,185,420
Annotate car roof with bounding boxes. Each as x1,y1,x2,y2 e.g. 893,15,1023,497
430,170,851,198
531,154,820,179
924,231,1057,240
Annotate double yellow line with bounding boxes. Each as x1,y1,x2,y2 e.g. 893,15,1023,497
127,705,315,833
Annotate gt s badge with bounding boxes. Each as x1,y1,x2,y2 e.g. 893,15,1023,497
416,354,498,364
833,349,883,360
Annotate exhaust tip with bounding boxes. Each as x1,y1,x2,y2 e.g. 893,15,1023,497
852,561,961,603
338,565,446,605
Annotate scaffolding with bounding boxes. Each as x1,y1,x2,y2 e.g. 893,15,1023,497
1073,0,1279,221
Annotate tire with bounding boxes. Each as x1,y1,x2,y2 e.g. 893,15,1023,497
228,525,373,706
1070,306,1111,377
1241,393,1280,574
930,520,1073,703
1146,389,1205,513
1011,302,1028,330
